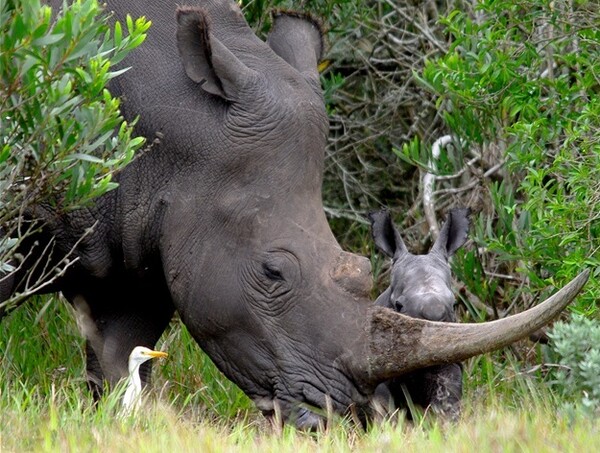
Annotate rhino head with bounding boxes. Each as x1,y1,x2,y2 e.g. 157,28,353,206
165,5,374,427
23,0,588,431
369,208,471,322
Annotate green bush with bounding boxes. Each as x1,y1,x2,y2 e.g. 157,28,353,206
418,0,600,314
0,0,149,212
548,315,600,416
0,0,149,310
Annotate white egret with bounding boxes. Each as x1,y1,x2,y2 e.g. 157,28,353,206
121,346,168,416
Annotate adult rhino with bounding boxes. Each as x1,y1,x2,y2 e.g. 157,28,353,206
1,0,589,429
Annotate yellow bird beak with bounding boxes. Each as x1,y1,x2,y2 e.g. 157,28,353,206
145,350,168,359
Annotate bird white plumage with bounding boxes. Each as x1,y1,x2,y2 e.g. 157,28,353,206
121,346,168,416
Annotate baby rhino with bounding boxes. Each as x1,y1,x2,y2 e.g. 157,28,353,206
369,208,470,421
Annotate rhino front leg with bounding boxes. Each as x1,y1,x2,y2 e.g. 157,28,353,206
84,340,104,401
381,363,462,421
422,363,463,421
71,289,174,396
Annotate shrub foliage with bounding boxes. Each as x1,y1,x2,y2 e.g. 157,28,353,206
420,0,600,316
0,0,149,310
549,316,600,415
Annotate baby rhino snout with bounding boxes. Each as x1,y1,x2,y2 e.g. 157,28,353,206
418,294,455,322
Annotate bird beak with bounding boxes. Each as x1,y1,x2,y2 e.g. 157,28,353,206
146,350,168,359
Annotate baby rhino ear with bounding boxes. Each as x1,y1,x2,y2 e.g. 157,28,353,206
431,208,471,258
368,210,408,259
176,7,255,101
266,11,324,83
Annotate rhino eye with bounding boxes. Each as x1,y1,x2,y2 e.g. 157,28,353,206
263,263,284,281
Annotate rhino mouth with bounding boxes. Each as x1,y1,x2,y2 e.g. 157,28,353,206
258,401,325,431
294,406,325,431
254,366,371,430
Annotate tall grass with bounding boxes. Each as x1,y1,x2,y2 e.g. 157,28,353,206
0,296,253,421
1,297,598,452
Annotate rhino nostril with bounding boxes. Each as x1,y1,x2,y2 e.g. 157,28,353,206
393,300,404,312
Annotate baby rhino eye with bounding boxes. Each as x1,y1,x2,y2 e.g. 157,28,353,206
262,263,284,281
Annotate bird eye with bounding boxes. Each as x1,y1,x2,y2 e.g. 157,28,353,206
263,263,284,281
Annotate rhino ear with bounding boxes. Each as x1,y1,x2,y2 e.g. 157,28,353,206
266,11,324,82
176,7,255,101
368,210,408,259
431,207,471,258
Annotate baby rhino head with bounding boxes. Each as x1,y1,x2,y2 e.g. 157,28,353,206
369,209,471,322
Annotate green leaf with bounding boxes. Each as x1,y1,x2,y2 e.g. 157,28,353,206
32,32,64,46
10,12,28,41
126,14,134,35
20,53,41,75
114,20,122,48
107,67,130,79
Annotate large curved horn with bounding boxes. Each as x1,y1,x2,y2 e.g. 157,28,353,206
358,269,590,383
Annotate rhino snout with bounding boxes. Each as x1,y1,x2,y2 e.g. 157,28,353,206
421,301,453,322
402,293,455,322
